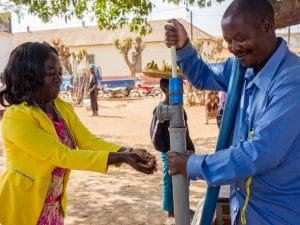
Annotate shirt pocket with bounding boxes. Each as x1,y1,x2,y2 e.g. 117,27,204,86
9,169,34,191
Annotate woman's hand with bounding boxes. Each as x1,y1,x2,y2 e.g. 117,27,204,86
167,151,193,176
131,148,157,170
125,150,157,174
110,148,157,174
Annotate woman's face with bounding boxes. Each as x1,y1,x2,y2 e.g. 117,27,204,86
40,52,62,103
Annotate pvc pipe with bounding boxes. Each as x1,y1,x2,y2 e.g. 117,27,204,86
169,125,190,225
156,45,190,225
171,46,178,78
170,45,189,224
199,58,246,225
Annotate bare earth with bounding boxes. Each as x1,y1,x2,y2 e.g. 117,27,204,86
0,98,218,225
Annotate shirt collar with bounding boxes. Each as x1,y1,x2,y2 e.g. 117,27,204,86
244,38,288,92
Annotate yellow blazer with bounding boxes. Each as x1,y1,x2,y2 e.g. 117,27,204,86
0,98,121,225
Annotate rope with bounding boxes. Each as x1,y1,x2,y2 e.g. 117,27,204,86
240,130,254,225
240,176,253,224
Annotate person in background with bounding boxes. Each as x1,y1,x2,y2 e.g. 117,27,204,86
165,0,300,224
0,42,157,225
89,64,99,116
150,78,195,225
204,91,219,125
216,91,227,128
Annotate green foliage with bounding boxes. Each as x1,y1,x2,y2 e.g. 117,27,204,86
4,0,225,36
6,0,154,36
114,38,132,54
165,0,224,8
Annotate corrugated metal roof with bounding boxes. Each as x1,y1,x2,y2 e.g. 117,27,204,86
13,18,214,47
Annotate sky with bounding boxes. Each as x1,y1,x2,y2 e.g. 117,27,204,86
11,0,233,37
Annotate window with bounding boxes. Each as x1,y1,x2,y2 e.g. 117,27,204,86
87,54,95,64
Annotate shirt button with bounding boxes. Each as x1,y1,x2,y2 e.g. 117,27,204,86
236,187,240,191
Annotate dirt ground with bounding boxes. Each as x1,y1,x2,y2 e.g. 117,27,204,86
0,97,219,225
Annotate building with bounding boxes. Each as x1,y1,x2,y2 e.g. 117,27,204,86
0,13,12,74
278,32,300,55
0,32,12,73
12,19,215,80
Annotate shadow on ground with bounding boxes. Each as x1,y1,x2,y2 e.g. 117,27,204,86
65,137,217,225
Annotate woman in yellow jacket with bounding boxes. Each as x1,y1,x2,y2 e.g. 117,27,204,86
0,42,157,225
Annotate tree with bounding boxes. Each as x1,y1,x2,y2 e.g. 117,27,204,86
71,49,88,71
51,39,90,105
2,0,300,36
70,49,89,106
185,37,224,106
272,0,300,29
51,39,72,75
2,0,153,35
176,0,300,28
193,38,223,62
114,37,145,79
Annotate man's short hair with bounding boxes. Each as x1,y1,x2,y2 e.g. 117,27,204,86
223,0,274,24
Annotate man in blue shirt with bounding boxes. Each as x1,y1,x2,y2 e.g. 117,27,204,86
165,0,300,224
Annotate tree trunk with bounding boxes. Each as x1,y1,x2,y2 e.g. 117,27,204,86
123,54,136,78
62,59,72,75
271,0,300,28
130,67,136,78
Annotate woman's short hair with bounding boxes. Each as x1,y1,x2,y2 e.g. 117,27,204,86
0,42,58,106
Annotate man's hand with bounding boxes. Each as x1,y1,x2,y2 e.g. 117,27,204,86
164,19,189,49
167,151,193,176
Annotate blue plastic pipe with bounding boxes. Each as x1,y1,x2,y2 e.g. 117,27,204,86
199,58,246,225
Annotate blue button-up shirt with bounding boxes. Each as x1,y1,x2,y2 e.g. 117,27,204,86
177,39,300,225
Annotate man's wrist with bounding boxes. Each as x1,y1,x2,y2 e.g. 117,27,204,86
177,38,190,50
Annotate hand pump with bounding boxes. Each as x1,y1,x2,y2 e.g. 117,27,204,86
156,46,190,225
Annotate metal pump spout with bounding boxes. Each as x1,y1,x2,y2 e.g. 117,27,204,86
156,103,173,123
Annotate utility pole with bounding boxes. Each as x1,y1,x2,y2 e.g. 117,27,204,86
190,10,193,41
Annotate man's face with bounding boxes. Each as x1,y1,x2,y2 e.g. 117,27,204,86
221,13,272,70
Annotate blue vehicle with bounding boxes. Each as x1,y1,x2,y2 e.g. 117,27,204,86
60,75,73,91
98,79,135,89
98,79,135,98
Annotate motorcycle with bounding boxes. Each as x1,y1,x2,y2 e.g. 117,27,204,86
128,83,162,98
